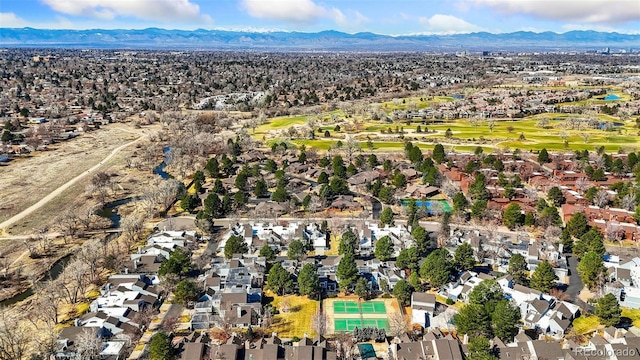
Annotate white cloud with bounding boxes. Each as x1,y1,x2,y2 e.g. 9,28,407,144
419,14,485,34
0,12,30,27
41,0,212,24
471,0,640,24
241,0,345,24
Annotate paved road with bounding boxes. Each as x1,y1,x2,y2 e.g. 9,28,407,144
0,131,147,233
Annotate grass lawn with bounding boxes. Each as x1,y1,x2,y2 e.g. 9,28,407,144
268,292,319,338
572,315,601,335
622,308,640,327
256,116,308,132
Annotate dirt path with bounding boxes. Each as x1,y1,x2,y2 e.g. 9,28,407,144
0,132,147,233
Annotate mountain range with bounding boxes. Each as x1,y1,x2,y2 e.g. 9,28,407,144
1,28,639,51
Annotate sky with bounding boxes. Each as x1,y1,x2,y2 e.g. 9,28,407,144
0,0,639,35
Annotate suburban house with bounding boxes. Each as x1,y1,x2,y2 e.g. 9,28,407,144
411,292,437,329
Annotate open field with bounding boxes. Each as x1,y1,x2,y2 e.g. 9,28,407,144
0,125,142,229
267,292,319,338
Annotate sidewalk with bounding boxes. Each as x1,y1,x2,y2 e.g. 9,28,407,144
127,298,174,359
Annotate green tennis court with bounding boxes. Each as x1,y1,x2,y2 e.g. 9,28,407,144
360,301,386,314
334,318,389,331
333,301,361,314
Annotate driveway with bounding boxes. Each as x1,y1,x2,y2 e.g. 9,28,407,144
565,255,583,300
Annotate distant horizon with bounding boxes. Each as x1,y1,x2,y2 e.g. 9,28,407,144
2,27,638,37
1,0,638,35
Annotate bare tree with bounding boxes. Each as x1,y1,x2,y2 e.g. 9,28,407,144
55,208,81,241
333,332,356,360
162,314,180,333
31,280,61,327
0,307,32,360
261,306,273,329
122,214,146,244
593,189,610,208
575,177,590,194
621,193,637,211
344,135,361,164
388,310,408,337
311,310,327,336
75,328,103,359
77,240,104,284
57,259,90,304
438,179,458,199
606,223,625,242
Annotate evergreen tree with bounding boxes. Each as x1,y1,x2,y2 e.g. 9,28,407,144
317,171,329,184
254,178,268,198
578,251,605,290
380,207,395,227
433,143,446,163
337,252,358,292
471,200,487,219
595,293,622,326
539,206,562,227
174,279,198,303
454,304,492,338
298,263,319,297
565,212,589,239
378,186,395,204
453,192,469,212
508,253,529,286
502,203,523,230
492,300,522,342
259,245,276,262
287,239,307,261
392,279,414,306
149,332,174,360
547,186,565,206
411,226,430,256
267,263,294,295
420,249,453,288
339,230,358,255
537,148,551,163
468,280,504,313
453,243,476,271
575,228,605,258
158,248,191,277
374,235,394,262
355,277,371,300
396,247,419,272
224,235,249,259
523,212,536,227
467,336,497,360
530,260,557,293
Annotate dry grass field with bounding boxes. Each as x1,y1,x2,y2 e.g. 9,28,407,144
0,124,162,235
0,126,140,227
267,291,319,338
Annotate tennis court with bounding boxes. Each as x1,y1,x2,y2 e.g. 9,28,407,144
333,301,361,314
333,301,387,314
334,318,389,331
360,301,386,314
